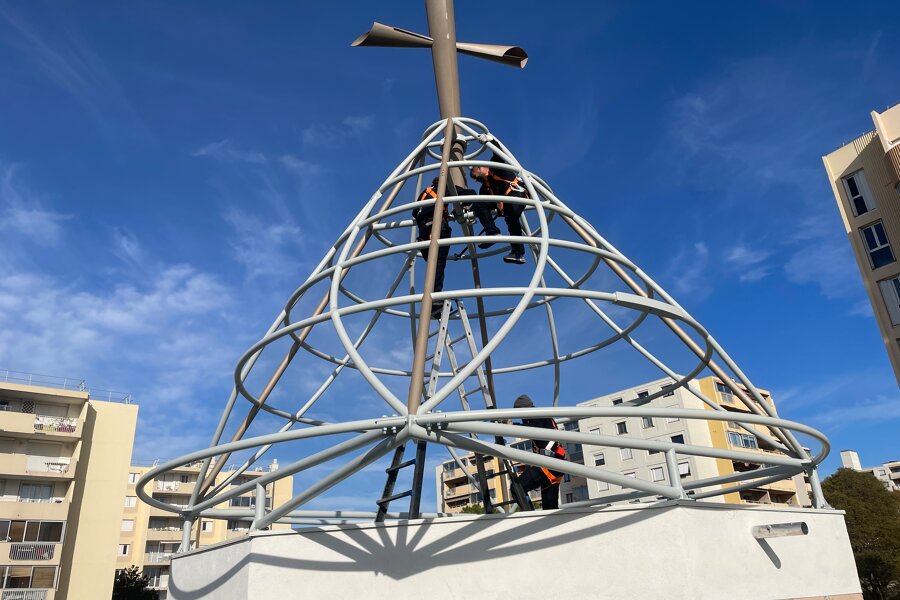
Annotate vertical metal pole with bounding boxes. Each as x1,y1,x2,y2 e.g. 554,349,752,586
251,483,266,530
408,441,428,519
179,517,193,552
807,466,828,509
665,449,687,499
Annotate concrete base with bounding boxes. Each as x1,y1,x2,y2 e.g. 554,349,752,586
168,501,862,600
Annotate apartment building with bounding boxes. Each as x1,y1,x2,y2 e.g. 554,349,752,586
0,372,138,600
117,460,293,598
573,376,808,507
823,103,900,385
840,449,900,491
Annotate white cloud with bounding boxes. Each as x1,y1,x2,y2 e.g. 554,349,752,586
111,227,143,266
665,241,710,298
222,208,306,280
783,239,862,300
725,244,772,283
301,115,375,149
0,164,70,247
192,139,268,164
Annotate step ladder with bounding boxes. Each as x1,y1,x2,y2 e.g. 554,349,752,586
376,299,531,520
429,299,532,514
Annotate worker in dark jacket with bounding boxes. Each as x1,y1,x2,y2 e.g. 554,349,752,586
512,394,566,509
412,177,476,317
469,153,529,264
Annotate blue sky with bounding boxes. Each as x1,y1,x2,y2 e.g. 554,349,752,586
1,1,898,511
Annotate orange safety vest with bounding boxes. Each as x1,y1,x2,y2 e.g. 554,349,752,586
416,186,450,220
533,419,566,486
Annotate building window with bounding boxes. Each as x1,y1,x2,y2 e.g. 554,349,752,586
615,421,628,435
662,385,675,397
19,483,52,503
124,496,137,508
678,462,691,478
118,544,130,556
563,473,571,483
641,417,654,429
624,472,636,478
594,453,605,466
0,520,64,543
843,171,875,217
227,520,249,531
121,519,134,532
637,391,649,399
666,416,680,423
650,467,665,482
715,381,733,397
563,420,579,431
611,398,623,406
620,448,633,461
201,520,214,532
727,431,758,449
596,480,609,491
861,221,895,269
671,434,685,445
565,493,574,503
127,473,139,485
879,276,900,325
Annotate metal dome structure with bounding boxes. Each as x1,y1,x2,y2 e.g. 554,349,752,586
135,1,830,550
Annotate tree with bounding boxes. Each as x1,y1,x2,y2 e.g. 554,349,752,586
461,503,485,514
822,468,900,600
112,565,159,600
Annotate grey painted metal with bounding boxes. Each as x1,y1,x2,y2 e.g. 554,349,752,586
140,112,832,531
751,522,809,539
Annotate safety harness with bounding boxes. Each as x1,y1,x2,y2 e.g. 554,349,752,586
530,418,566,487
414,185,450,232
482,171,528,216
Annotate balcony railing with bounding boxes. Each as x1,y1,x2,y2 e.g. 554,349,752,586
144,551,175,563
25,456,71,474
1,590,47,600
9,543,56,560
155,481,180,492
33,415,77,434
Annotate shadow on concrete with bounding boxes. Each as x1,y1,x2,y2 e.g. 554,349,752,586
755,538,782,569
169,505,670,599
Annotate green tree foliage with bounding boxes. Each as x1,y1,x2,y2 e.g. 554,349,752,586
822,468,900,600
112,565,159,600
461,503,485,514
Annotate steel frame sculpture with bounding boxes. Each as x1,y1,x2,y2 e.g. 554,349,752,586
135,0,830,551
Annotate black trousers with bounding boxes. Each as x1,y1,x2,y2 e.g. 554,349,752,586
518,466,560,509
416,216,451,293
471,201,525,254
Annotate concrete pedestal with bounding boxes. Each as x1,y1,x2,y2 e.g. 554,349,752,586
168,501,861,600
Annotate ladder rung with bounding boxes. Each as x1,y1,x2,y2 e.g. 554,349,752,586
447,334,467,345
462,388,484,398
387,459,417,473
377,490,412,505
494,500,519,507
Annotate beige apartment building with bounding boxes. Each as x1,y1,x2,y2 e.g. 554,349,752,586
572,376,808,507
840,449,900,492
0,372,138,600
435,376,808,513
117,460,293,598
823,103,900,385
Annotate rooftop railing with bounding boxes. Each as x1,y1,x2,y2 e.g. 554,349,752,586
0,369,133,404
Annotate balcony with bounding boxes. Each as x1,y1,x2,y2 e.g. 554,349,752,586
144,551,175,565
25,456,74,478
146,528,184,542
0,590,48,600
0,454,75,479
33,416,79,438
0,498,68,520
9,543,57,561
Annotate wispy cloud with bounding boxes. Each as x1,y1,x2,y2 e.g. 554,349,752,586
665,241,710,298
192,139,268,164
724,244,772,283
301,114,375,149
0,4,145,135
0,163,70,248
222,208,307,280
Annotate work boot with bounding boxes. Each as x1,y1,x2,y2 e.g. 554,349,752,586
478,227,501,249
503,250,526,265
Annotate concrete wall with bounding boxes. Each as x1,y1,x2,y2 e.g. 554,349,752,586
169,501,861,600
57,400,138,600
